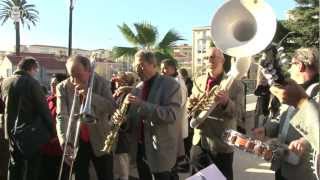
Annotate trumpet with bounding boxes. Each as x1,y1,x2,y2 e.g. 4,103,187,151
102,93,130,153
58,54,97,180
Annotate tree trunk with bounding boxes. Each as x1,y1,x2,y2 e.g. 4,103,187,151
15,22,20,56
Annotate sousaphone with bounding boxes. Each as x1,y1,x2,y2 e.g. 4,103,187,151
211,0,277,57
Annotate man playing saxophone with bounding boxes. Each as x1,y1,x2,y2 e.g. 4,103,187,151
110,72,138,180
189,47,244,180
56,55,116,180
125,50,182,180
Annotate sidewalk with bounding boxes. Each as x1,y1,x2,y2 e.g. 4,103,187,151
179,149,274,180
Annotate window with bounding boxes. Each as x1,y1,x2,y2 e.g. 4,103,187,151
6,68,12,77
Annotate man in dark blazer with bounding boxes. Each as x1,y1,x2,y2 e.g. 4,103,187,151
126,50,182,180
0,57,53,180
0,77,9,180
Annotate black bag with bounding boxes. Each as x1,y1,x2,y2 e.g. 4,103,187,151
11,99,50,159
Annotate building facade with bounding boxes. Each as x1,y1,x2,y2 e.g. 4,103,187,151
0,53,66,90
192,26,212,77
173,44,192,75
191,26,259,93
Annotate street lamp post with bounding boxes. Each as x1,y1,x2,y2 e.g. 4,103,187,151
11,6,23,56
68,0,74,56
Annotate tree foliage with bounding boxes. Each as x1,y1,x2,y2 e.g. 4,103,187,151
281,0,319,53
0,0,39,55
112,22,184,64
0,0,39,28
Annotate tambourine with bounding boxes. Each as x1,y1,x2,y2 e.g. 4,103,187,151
222,129,273,161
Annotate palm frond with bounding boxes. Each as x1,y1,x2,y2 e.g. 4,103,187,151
157,29,184,50
134,22,157,49
154,51,174,64
0,0,39,27
0,14,9,25
112,46,138,59
118,23,139,46
1,0,13,8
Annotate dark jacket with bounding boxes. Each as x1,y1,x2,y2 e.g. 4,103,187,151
0,70,53,140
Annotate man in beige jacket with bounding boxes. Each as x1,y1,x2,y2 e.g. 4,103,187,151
189,47,244,180
56,55,116,180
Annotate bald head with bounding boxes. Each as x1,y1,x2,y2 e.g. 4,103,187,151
206,47,225,77
66,55,91,86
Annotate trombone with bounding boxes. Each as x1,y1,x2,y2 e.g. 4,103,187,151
58,54,97,180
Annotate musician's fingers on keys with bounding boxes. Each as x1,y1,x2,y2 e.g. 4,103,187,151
123,94,130,105
127,94,141,104
288,138,308,156
188,97,199,108
214,90,229,105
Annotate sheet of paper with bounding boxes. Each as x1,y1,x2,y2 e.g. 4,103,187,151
186,163,226,180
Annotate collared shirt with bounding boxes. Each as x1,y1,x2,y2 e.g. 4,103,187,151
79,96,90,143
139,73,157,143
205,74,222,92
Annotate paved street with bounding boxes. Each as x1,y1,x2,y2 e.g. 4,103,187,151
180,149,274,180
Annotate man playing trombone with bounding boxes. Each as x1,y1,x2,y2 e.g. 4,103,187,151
56,55,116,180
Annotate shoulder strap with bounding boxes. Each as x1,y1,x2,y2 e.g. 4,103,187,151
279,106,296,143
12,98,22,135
306,83,319,98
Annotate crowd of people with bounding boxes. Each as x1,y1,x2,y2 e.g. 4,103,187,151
0,46,319,180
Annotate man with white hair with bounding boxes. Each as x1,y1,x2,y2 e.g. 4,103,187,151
189,47,244,180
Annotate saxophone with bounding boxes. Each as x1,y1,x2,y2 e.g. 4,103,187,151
102,94,130,153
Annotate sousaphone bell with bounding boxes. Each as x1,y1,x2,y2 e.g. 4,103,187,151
211,0,277,58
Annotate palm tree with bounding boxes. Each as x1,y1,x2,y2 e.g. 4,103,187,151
112,22,184,63
0,0,39,56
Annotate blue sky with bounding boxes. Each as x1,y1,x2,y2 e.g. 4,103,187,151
0,0,297,51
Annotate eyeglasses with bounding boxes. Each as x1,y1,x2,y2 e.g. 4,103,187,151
288,61,300,68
